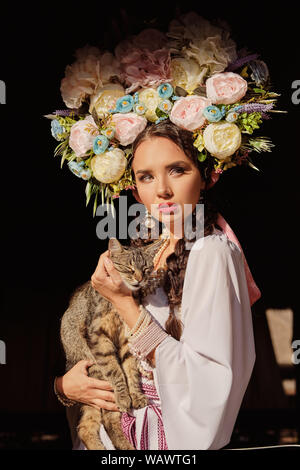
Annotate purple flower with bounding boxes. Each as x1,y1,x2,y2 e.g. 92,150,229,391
54,109,79,116
236,103,274,114
226,53,259,72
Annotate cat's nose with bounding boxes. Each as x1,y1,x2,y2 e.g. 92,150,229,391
135,270,143,282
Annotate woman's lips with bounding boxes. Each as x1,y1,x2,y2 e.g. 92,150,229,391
158,203,179,214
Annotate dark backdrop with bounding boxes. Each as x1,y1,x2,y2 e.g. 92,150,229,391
0,1,299,449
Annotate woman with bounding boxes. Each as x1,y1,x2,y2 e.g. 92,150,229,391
55,120,257,450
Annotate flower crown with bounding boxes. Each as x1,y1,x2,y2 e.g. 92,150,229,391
45,12,284,216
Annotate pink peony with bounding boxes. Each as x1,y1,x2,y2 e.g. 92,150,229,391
206,72,248,105
111,113,147,146
69,116,98,157
115,28,167,55
170,95,211,131
115,30,171,94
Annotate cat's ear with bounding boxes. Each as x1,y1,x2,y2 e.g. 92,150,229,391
108,238,124,255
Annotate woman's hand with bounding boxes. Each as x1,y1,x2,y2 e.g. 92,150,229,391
91,250,133,306
56,360,120,412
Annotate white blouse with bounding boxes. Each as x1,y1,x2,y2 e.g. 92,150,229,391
77,228,256,450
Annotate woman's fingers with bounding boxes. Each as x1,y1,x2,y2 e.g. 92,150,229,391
93,399,120,412
88,377,114,391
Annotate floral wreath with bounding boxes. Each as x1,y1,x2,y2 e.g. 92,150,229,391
45,12,285,216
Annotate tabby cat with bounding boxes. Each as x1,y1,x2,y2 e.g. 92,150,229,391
60,237,166,450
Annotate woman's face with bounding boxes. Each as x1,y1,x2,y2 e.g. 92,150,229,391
131,136,205,233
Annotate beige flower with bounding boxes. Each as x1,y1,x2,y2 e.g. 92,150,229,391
89,83,125,118
203,121,241,159
138,88,162,122
170,57,205,94
91,148,127,184
60,46,121,109
167,12,237,83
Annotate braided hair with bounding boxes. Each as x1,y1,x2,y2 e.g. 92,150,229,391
130,120,221,341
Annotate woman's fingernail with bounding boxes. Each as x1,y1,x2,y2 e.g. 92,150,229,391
104,257,111,266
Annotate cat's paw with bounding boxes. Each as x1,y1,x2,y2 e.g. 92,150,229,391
88,364,102,378
131,393,148,409
115,392,132,412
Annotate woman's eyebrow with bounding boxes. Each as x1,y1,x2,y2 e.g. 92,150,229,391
135,160,188,175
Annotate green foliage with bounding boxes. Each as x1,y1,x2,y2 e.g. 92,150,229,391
237,112,262,134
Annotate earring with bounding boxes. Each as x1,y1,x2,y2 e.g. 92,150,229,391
144,207,156,229
161,224,170,239
199,189,205,204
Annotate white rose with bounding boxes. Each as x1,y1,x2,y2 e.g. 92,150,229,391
89,83,125,118
91,148,127,183
138,88,161,122
203,121,241,159
170,57,205,93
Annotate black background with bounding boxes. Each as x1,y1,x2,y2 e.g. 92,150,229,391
0,0,299,449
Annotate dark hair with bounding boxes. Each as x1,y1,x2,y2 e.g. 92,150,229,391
130,120,221,340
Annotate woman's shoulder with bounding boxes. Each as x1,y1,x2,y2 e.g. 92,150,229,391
191,226,242,259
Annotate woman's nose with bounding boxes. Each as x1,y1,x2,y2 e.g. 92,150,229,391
156,179,173,198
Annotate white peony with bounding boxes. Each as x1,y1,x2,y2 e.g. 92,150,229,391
167,13,237,83
138,88,162,122
203,121,241,159
91,148,127,183
170,57,205,93
89,83,125,118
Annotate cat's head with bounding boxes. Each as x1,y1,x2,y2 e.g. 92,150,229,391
108,237,166,292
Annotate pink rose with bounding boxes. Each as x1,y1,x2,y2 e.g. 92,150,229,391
170,96,211,131
206,72,248,105
112,113,147,146
69,116,98,157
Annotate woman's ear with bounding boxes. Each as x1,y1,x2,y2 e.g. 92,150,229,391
131,188,142,204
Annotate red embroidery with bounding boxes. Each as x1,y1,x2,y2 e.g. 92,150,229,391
121,382,168,450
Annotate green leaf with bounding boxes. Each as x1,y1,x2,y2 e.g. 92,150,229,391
253,88,265,94
175,86,188,97
85,181,92,206
155,107,167,118
248,161,260,171
93,191,98,218
198,152,207,162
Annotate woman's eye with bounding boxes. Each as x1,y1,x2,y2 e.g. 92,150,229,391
171,167,185,174
138,174,152,181
138,167,185,181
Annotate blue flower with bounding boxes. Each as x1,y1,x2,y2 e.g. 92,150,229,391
133,92,139,104
203,105,224,122
155,116,168,124
157,83,173,99
80,168,91,180
68,160,85,178
226,111,239,123
51,119,65,141
115,95,134,113
232,105,243,112
101,127,115,139
133,103,147,115
93,135,109,154
158,99,173,114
